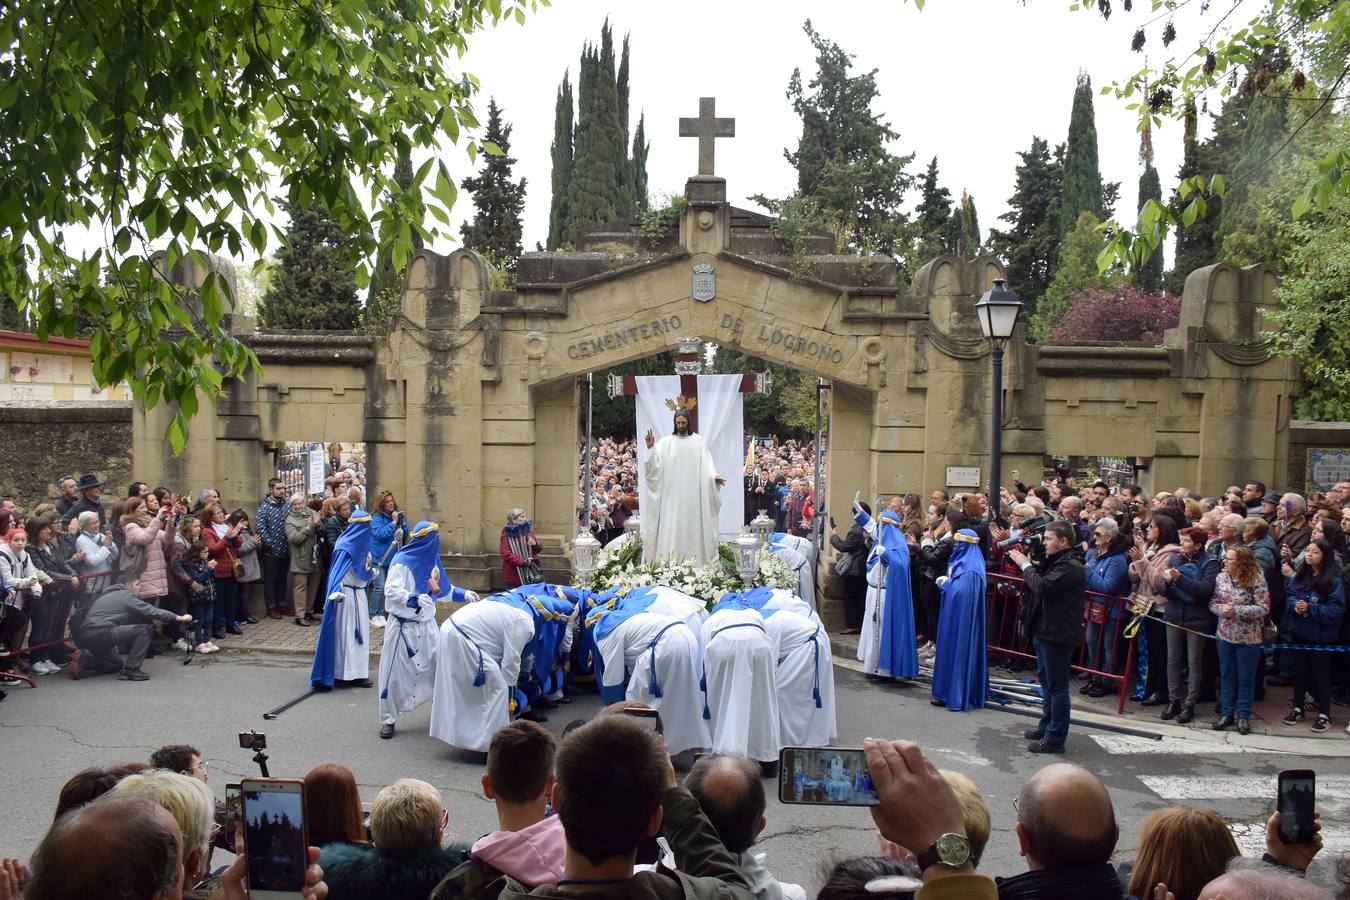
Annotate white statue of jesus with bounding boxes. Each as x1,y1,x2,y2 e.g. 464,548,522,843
642,408,725,566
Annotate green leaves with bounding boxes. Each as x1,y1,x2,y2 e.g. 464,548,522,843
0,0,545,452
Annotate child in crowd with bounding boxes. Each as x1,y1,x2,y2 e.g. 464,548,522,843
177,541,218,654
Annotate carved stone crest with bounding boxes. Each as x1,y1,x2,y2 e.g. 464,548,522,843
692,261,715,302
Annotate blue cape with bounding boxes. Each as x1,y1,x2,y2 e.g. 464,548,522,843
876,511,918,679
310,510,375,689
931,530,988,710
388,520,450,601
588,586,661,644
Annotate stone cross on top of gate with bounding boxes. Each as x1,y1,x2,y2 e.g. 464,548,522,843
679,97,735,177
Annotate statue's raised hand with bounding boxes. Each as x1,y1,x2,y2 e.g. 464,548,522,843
644,429,655,449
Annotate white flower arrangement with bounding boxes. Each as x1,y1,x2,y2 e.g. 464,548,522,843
577,535,802,607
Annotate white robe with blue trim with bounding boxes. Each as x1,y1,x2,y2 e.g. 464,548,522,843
429,600,534,752
330,568,371,681
597,610,710,755
377,563,440,726
701,607,780,762
766,609,836,747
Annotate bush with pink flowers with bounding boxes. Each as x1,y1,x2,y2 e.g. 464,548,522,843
1050,287,1182,344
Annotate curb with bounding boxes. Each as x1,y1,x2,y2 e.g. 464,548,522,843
831,646,1350,755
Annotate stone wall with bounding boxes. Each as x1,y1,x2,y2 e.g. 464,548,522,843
133,174,1310,593
1288,420,1350,494
0,404,134,506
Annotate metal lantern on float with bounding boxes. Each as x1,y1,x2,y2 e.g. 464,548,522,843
571,530,601,588
733,530,762,589
624,512,642,538
750,510,775,546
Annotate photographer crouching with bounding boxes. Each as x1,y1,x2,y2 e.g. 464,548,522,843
1008,520,1085,755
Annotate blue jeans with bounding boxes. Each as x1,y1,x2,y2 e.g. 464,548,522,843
1034,637,1074,746
1216,639,1261,718
212,577,237,628
190,595,213,646
368,567,387,617
1084,618,1120,679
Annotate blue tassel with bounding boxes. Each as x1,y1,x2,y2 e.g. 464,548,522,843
649,676,663,698
703,702,711,720
379,686,388,699
813,685,822,709
354,625,364,646
406,643,417,659
473,669,486,687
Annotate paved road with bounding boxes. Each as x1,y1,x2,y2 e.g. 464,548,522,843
3,650,1348,892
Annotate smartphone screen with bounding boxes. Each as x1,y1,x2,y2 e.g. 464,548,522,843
621,707,661,731
242,779,307,895
778,747,879,806
1277,769,1316,844
223,783,243,854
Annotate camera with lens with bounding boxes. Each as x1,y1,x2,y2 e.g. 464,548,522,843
997,515,1050,560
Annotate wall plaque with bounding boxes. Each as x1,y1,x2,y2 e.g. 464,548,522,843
945,466,981,488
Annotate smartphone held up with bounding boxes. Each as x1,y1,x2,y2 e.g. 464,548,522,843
241,778,308,898
1277,769,1316,845
777,747,879,806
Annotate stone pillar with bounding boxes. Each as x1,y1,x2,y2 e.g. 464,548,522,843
391,248,493,590
681,176,731,254
1165,263,1296,495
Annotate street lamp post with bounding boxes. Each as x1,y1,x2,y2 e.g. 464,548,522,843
973,278,1023,525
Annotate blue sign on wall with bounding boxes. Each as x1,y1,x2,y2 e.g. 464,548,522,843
1307,448,1350,494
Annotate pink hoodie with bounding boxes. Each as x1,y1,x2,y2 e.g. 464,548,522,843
471,814,567,887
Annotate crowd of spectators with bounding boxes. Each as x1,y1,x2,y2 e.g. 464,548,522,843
2,708,1346,900
825,475,1350,738
577,436,826,543
0,447,424,683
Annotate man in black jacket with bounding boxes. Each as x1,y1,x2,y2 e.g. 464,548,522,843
1008,521,1085,754
996,763,1128,900
59,473,107,529
829,503,870,634
71,581,192,681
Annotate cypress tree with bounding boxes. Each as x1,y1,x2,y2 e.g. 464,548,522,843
945,190,981,260
631,112,649,210
912,156,953,264
366,146,420,310
780,20,915,255
1136,124,1164,291
1167,102,1219,292
546,73,574,250
1059,71,1105,238
259,203,360,331
566,25,626,243
615,34,634,217
987,136,1064,312
460,98,527,274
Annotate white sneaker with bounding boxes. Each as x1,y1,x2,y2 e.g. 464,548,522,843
205,642,221,653
370,615,386,629
32,661,54,675
196,643,212,654
172,638,192,652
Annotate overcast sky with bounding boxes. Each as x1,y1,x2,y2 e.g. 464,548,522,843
446,0,1222,264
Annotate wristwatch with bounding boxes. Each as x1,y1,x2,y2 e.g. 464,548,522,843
916,833,971,872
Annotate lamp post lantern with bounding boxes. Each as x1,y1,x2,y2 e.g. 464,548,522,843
973,278,1022,525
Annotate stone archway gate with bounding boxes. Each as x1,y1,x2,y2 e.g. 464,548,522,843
138,174,1299,591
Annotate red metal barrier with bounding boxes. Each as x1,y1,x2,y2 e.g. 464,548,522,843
985,572,1137,715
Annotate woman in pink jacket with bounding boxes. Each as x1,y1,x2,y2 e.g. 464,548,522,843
1127,513,1184,708
121,496,176,601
